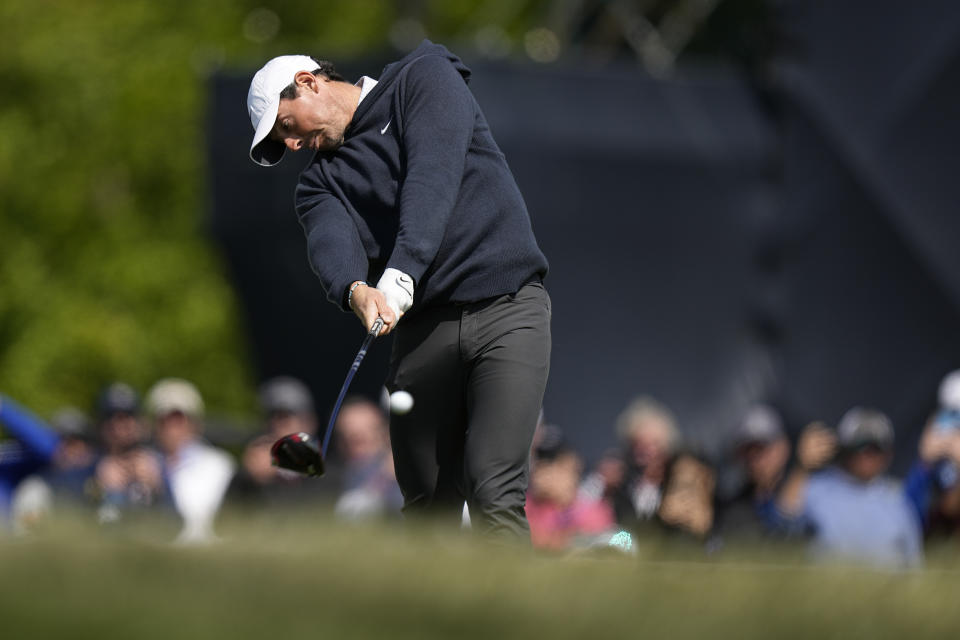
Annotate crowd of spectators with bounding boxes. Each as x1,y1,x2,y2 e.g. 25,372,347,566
3,369,960,569
0,376,403,544
525,369,960,568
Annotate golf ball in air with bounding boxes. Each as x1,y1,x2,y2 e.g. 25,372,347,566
389,390,414,415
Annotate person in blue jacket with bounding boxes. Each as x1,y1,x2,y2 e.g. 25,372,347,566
246,41,551,540
0,394,60,525
903,370,960,537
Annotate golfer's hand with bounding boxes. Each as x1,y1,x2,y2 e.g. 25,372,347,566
376,268,414,323
349,282,397,335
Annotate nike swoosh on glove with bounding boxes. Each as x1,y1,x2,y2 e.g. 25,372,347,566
376,268,414,319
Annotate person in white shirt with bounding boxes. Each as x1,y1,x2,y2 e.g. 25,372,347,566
145,378,236,544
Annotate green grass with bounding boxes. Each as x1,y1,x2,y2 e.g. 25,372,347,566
2,514,960,639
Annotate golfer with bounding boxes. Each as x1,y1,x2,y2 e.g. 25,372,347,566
247,40,550,540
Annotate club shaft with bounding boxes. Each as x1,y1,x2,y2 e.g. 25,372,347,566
321,318,383,457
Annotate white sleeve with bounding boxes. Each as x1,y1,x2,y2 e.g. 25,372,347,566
169,446,236,544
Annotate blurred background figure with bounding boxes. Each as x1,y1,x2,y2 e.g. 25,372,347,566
11,407,99,533
608,397,681,531
525,424,615,551
44,408,99,503
776,409,922,568
0,394,62,529
146,378,235,544
260,376,317,442
228,376,334,511
578,448,626,514
657,451,716,540
93,382,165,525
904,369,960,540
332,397,403,522
716,405,792,542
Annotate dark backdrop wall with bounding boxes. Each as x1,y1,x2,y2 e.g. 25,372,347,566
207,2,960,470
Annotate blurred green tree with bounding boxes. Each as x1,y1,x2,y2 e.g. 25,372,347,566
0,0,402,418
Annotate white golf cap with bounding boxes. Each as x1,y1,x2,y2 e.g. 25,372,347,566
247,54,319,166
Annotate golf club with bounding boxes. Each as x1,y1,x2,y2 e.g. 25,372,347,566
270,317,384,477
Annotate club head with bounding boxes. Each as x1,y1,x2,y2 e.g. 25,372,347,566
270,432,325,477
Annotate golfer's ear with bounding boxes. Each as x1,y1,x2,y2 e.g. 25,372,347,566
294,70,319,92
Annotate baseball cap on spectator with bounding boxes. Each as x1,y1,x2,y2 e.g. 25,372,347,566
938,370,960,411
51,407,93,441
836,407,894,452
934,370,960,431
145,378,205,419
533,423,570,462
97,382,139,420
258,376,314,416
733,405,785,449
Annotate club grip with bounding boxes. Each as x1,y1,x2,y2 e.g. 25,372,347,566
370,317,384,337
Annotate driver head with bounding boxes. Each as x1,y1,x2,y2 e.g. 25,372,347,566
270,432,325,477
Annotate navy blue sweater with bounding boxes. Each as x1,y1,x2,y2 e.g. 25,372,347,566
295,41,548,313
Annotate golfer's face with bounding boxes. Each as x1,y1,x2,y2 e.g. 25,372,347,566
273,86,346,153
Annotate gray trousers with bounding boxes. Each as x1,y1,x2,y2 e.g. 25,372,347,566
385,281,551,539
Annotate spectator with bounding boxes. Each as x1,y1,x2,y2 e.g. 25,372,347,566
332,397,403,521
608,397,681,529
529,416,563,468
657,451,717,540
0,394,61,528
93,382,166,524
11,407,100,533
904,369,960,538
578,448,626,510
259,376,318,442
146,378,236,543
716,405,792,540
526,430,615,552
776,408,923,568
228,376,335,510
45,408,99,503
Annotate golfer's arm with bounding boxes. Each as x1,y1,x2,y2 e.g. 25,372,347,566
296,186,369,311
388,55,474,283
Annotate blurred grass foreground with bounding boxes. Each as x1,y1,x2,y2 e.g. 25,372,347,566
2,514,960,640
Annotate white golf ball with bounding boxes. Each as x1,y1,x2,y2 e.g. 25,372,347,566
389,390,414,415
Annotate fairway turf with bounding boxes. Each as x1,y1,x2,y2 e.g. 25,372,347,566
2,513,959,639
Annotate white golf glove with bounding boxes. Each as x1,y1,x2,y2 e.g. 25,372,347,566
376,268,414,319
